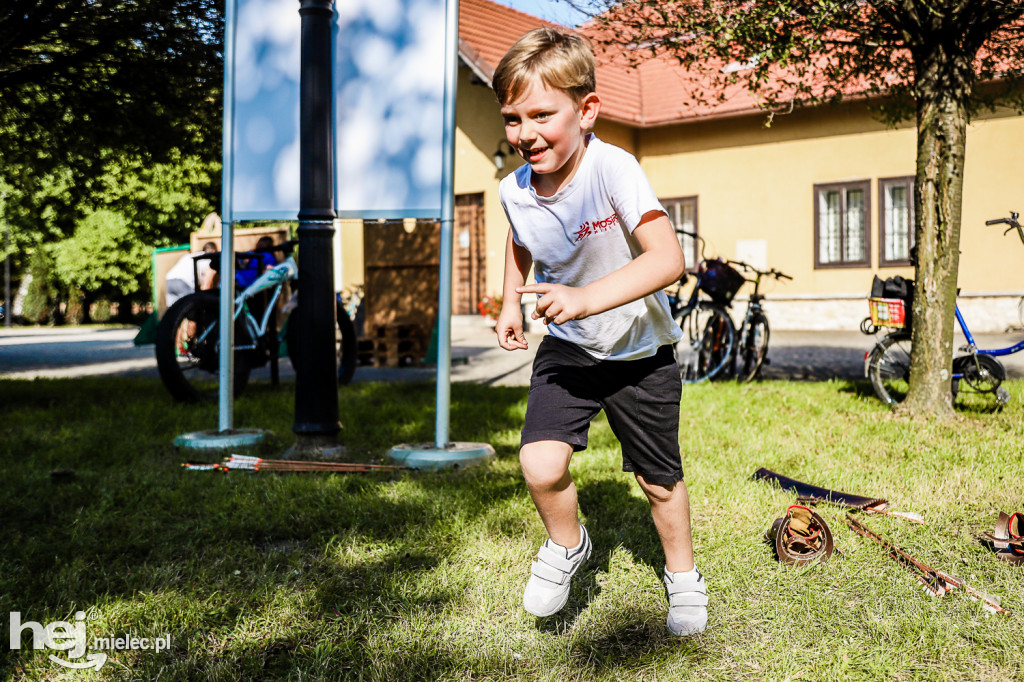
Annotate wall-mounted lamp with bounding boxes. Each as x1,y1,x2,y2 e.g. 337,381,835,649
492,141,516,172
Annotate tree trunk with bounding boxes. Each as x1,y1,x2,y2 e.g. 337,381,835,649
901,89,968,419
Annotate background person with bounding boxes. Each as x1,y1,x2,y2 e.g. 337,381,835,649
165,241,217,308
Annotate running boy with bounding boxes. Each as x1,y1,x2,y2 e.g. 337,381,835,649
493,27,707,636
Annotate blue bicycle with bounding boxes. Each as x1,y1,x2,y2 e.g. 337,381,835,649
866,211,1023,406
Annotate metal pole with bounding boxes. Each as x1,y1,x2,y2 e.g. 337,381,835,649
293,0,340,442
385,0,494,471
4,216,10,328
434,0,460,448
218,0,238,432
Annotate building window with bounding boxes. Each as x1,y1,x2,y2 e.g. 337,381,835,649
814,181,870,268
878,177,915,266
663,196,699,271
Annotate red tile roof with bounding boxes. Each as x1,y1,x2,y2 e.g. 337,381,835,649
458,0,762,126
458,0,555,84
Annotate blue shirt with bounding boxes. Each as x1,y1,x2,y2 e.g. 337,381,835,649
235,252,277,289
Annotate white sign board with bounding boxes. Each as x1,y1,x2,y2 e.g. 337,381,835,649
226,0,446,220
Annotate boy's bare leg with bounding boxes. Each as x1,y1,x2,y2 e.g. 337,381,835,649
520,440,581,548
635,474,695,573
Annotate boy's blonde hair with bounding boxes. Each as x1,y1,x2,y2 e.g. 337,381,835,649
492,27,596,107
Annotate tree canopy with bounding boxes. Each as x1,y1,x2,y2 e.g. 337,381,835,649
0,1,223,318
585,1,1024,122
0,0,222,177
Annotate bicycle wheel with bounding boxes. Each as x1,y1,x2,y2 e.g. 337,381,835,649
155,292,251,402
674,302,735,383
286,297,358,386
866,331,911,406
952,354,1006,394
735,311,770,383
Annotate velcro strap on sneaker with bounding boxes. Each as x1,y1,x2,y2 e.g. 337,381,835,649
536,544,576,573
667,591,709,608
530,558,569,585
665,578,708,608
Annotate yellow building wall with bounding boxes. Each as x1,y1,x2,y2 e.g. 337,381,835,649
455,68,514,301
960,112,1024,293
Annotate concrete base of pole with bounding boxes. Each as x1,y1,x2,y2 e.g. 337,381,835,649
174,429,270,451
282,434,346,461
387,442,495,471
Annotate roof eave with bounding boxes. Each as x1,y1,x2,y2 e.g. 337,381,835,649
459,38,494,86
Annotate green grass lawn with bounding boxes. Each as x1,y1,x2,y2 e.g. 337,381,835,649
2,376,1022,681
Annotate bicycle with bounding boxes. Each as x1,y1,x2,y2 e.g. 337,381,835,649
865,211,1023,407
667,229,739,383
727,261,792,382
155,240,357,402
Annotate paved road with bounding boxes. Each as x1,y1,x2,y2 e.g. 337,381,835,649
2,321,1022,386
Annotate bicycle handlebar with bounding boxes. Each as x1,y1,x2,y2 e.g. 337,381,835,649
728,259,792,281
985,212,1023,245
672,228,793,281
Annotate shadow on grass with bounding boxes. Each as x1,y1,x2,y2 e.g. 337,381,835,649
0,377,536,677
1,376,718,678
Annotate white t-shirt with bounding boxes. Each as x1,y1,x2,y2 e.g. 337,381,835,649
500,134,682,360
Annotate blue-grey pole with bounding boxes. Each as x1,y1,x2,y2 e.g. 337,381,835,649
4,207,10,329
293,0,341,440
434,0,459,448
218,0,239,432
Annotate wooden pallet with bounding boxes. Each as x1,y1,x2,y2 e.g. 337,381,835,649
360,323,427,368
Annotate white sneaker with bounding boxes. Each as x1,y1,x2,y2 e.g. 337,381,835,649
522,525,592,617
663,566,708,636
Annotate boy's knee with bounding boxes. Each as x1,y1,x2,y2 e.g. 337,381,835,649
520,441,573,490
636,474,682,504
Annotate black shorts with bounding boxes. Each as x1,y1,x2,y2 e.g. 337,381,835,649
521,336,683,485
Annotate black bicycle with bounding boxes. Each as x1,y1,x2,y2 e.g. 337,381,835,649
727,261,792,382
155,240,357,402
668,229,739,383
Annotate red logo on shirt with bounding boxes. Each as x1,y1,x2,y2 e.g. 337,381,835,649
573,213,619,243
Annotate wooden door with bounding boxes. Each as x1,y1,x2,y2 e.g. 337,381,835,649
453,193,486,315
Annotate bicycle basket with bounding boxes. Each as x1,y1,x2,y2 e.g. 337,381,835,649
868,297,908,329
698,259,745,306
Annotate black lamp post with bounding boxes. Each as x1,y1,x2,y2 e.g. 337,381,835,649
292,0,341,448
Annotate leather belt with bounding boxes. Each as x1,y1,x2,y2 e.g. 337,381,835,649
766,504,834,566
980,511,1024,563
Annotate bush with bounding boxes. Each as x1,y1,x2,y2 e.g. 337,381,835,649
21,248,61,325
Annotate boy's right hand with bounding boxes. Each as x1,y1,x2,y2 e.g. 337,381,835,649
495,310,528,351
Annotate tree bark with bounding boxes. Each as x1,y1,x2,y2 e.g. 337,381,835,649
902,87,968,419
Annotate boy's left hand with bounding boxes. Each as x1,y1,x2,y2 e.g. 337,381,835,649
516,283,590,325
